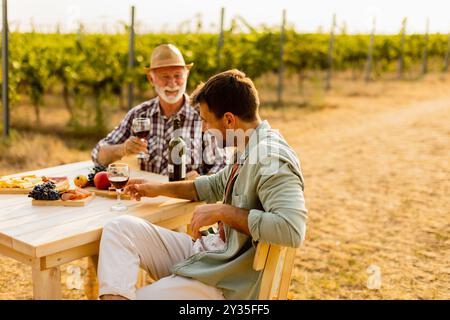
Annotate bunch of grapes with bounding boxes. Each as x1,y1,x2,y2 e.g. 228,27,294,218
28,182,61,200
88,165,107,186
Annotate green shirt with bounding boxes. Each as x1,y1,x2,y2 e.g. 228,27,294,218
172,120,307,299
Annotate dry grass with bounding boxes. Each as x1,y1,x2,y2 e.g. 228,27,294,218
0,73,449,299
263,74,450,300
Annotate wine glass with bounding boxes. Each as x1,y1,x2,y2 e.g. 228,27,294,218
107,163,130,212
132,118,151,160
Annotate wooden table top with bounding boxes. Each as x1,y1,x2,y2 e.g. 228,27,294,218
0,160,195,258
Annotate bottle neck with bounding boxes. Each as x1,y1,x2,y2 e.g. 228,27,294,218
173,119,182,138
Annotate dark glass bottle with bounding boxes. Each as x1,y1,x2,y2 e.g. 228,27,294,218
168,117,186,181
139,157,146,171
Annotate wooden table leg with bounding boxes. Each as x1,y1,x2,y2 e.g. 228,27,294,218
136,269,148,288
32,265,62,300
84,255,99,300
186,224,193,237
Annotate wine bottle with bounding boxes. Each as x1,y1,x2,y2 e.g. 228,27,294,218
168,116,186,181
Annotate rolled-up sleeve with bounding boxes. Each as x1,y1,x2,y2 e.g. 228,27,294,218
193,165,231,203
248,160,307,248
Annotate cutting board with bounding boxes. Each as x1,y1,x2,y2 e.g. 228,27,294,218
0,187,33,194
0,180,70,195
84,186,131,200
32,194,95,207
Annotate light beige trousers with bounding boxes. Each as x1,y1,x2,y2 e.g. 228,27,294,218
97,215,225,300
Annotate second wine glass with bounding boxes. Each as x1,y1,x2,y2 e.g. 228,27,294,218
107,163,130,212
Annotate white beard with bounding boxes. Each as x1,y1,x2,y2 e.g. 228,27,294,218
154,82,187,104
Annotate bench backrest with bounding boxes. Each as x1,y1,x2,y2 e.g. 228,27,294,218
253,242,297,300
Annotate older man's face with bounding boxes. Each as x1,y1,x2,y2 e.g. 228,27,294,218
149,66,188,104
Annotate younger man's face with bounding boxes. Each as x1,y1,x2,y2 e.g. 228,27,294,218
199,102,230,146
199,102,223,132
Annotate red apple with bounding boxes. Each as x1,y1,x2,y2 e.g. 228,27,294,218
94,172,111,190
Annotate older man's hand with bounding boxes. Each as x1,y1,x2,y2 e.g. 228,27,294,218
124,136,148,155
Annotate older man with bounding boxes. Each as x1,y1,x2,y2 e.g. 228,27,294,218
91,44,225,178
97,69,307,300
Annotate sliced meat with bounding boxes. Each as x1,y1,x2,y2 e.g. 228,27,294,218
61,188,92,201
76,187,92,195
46,176,68,183
61,192,74,201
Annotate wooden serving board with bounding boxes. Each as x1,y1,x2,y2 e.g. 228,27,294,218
0,187,33,194
84,186,131,200
0,180,70,195
32,194,95,207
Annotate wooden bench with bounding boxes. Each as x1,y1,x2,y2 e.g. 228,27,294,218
253,242,297,300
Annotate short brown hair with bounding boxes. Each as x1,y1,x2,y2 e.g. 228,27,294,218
190,69,259,121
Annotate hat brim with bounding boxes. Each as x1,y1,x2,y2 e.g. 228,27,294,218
146,62,194,72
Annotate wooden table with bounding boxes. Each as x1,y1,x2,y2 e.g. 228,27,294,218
0,160,199,299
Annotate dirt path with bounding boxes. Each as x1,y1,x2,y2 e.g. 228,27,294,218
273,95,450,299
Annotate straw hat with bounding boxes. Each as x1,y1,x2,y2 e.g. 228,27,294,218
148,44,193,70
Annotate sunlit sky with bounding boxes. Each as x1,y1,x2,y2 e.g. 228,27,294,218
5,0,450,34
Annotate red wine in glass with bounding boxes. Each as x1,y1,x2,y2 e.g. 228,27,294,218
107,163,130,212
132,118,151,162
108,176,129,190
133,130,150,140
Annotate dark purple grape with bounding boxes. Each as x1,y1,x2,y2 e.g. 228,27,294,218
28,182,61,200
